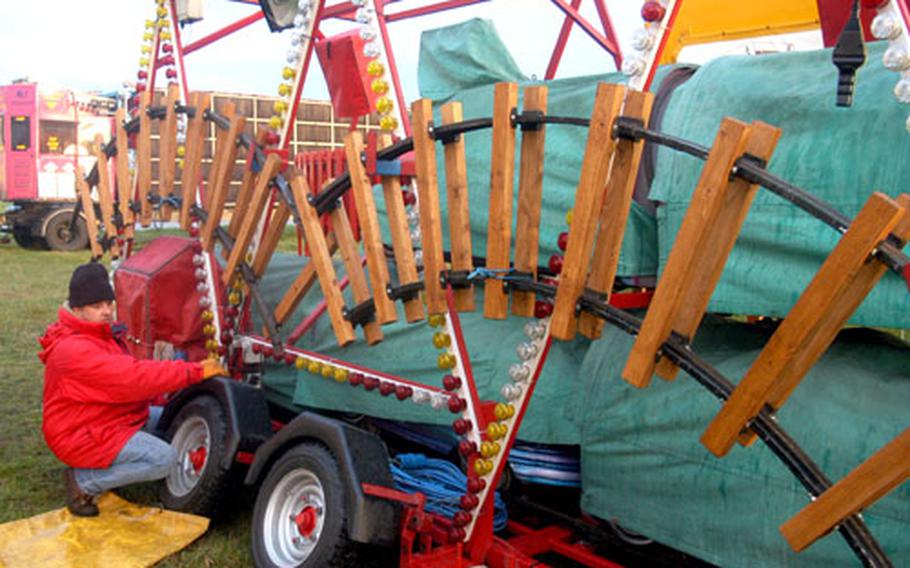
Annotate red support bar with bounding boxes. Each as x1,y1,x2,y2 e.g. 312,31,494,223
591,0,623,69
182,12,265,55
385,0,491,22
545,0,583,80
549,0,620,57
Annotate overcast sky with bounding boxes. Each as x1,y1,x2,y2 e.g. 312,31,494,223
0,1,821,101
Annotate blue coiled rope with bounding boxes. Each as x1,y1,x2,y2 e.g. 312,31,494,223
390,453,508,532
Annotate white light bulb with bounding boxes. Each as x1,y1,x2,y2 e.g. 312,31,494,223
872,15,902,40
194,268,207,280
883,46,910,71
355,7,375,24
524,321,546,341
509,363,530,382
407,209,420,225
430,395,447,410
631,28,656,51
198,296,212,308
196,282,209,293
293,14,307,28
412,390,430,404
413,250,423,267
501,383,522,401
298,1,311,14
517,341,539,361
409,227,421,246
192,254,205,266
363,41,382,59
351,0,369,6
894,78,910,103
359,26,377,42
289,33,303,47
621,56,646,77
286,49,301,65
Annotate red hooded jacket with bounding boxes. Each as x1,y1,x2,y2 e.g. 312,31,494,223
39,307,205,469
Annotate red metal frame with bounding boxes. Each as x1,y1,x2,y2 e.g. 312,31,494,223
545,0,623,79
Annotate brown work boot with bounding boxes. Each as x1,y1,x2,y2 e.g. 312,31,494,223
63,468,99,517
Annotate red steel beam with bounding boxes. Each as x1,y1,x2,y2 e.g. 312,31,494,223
545,0,583,80
549,0,620,55
183,11,265,55
591,0,623,68
385,0,491,22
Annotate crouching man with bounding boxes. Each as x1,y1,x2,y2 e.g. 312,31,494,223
38,262,226,516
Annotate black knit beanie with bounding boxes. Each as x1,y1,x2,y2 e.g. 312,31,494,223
68,262,115,308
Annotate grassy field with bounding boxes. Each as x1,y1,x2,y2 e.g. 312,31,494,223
0,226,311,566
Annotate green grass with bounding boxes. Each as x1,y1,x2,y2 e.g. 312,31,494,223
0,227,260,566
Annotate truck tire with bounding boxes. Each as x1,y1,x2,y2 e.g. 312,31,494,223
159,395,236,516
12,228,44,249
251,443,350,568
43,210,88,251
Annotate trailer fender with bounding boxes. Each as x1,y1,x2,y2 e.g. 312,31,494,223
156,377,272,469
244,412,399,545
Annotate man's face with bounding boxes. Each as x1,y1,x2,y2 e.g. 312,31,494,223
73,300,115,324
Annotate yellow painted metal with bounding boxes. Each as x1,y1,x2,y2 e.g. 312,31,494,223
660,0,821,63
0,493,209,567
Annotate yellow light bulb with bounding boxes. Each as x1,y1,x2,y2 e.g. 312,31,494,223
295,357,307,369
320,365,333,378
380,115,398,131
366,60,385,77
176,145,185,157
229,291,241,306
177,158,184,169
273,100,288,114
333,368,349,382
141,45,152,54
565,209,573,226
145,19,155,29
269,115,284,130
201,310,214,322
140,57,150,67
278,83,292,96
371,78,389,95
160,31,172,41
432,332,451,349
157,7,167,17
203,324,215,336
307,360,322,374
282,66,296,80
437,353,456,370
143,32,153,42
375,97,393,115
428,313,445,328
205,339,219,351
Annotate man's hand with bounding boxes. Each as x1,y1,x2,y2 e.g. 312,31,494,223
201,359,229,380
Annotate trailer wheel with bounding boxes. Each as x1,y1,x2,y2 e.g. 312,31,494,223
160,395,234,516
251,443,349,568
12,228,43,249
43,211,88,251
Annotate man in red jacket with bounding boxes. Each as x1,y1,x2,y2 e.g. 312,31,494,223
39,262,226,517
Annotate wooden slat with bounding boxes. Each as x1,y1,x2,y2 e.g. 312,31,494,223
701,191,905,457
291,169,355,346
274,234,338,325
158,84,180,217
201,104,245,251
780,428,910,552
330,203,384,345
90,135,120,259
252,201,291,277
345,131,397,325
483,82,519,320
550,83,626,339
114,109,134,240
440,101,475,312
222,153,281,286
75,167,102,259
621,118,752,387
732,193,910,447
179,92,210,229
653,121,781,376
379,134,424,323
411,98,446,314
511,86,548,317
576,91,653,338
229,130,270,238
137,90,153,226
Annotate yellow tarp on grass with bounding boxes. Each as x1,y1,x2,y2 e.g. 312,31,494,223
0,493,209,568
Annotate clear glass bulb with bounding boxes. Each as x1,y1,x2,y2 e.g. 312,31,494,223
631,28,656,51
413,250,424,267
360,26,377,41
355,7,375,24
409,227,421,246
196,282,209,293
293,14,307,29
198,296,212,308
192,254,205,266
194,268,207,280
621,56,646,77
501,383,522,401
289,33,303,47
298,0,311,14
430,394,447,410
351,0,369,6
883,46,910,71
524,321,546,340
894,78,910,103
509,363,530,382
872,15,901,40
412,390,429,404
363,41,382,59
286,49,301,65
407,209,420,225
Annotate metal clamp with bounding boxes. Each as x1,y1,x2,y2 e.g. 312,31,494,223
343,300,377,328
387,281,424,302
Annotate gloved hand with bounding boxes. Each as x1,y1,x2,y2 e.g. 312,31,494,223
201,358,229,380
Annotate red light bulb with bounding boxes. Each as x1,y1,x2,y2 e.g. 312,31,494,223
460,494,479,511
453,511,471,527
548,254,564,275
379,381,395,396
557,231,568,251
395,385,413,400
448,395,465,413
467,476,486,493
363,376,379,391
442,374,461,391
534,300,553,319
452,418,472,435
641,1,665,22
458,440,477,457
349,372,364,387
401,190,416,206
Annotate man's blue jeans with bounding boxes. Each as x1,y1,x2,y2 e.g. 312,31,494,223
73,430,177,496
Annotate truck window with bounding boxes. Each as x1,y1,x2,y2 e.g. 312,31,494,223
11,115,30,151
40,120,77,155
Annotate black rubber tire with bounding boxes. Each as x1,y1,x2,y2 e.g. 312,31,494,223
43,211,88,251
251,443,349,568
12,228,43,249
159,395,235,517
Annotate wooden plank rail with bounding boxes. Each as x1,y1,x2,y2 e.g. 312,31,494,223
330,203,384,345
577,90,654,339
291,169,355,346
179,92,211,229
201,103,245,252
780,428,910,552
621,117,752,387
483,82,519,320
75,166,103,259
550,83,626,340
252,201,291,277
379,134,424,323
345,131,397,325
511,86,548,318
440,101,476,312
701,191,906,457
90,135,120,259
158,83,180,220
229,130,270,239
114,108,134,240
411,98,447,315
137,91,153,226
653,121,781,377
222,153,281,286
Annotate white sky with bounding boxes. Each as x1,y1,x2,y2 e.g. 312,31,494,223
0,1,822,101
